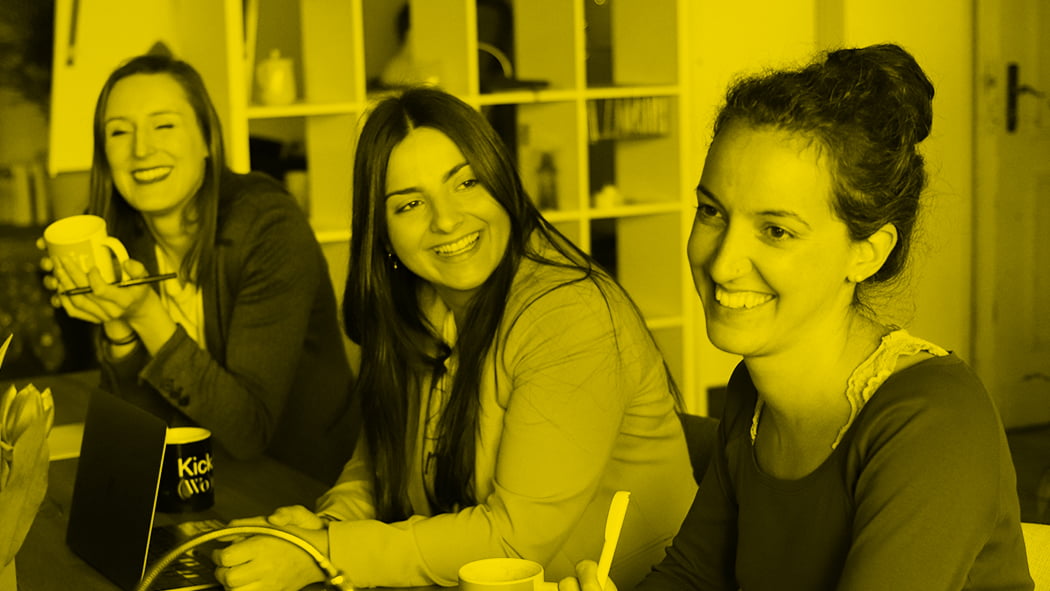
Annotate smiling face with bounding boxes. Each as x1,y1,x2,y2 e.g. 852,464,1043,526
687,124,871,359
384,126,511,311
103,73,208,221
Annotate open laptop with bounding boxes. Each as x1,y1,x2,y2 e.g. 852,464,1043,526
66,390,222,591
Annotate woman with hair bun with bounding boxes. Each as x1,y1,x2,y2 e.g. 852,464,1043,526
564,44,1032,590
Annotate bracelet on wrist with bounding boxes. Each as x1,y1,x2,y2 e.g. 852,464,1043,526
103,330,139,346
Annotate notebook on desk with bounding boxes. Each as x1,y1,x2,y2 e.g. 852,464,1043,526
66,391,222,591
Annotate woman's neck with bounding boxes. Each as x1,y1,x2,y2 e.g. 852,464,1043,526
747,313,886,429
143,212,196,272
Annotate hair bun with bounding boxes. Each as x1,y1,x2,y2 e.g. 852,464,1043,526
824,44,935,146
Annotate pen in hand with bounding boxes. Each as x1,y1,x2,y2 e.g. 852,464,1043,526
59,272,179,296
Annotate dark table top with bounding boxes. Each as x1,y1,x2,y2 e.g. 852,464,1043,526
5,371,444,590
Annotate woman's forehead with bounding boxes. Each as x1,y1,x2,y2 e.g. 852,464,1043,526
105,73,194,119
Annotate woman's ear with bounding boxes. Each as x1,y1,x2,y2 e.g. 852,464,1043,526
848,223,898,283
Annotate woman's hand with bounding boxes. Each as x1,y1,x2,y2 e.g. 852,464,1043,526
41,248,178,353
45,255,153,325
558,560,618,591
212,506,330,591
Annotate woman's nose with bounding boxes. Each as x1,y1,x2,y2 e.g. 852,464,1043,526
133,129,153,159
429,192,464,233
706,226,753,283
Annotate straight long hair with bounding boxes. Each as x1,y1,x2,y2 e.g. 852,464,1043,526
87,53,226,287
344,88,666,520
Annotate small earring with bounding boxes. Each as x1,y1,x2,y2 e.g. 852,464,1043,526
848,274,865,284
386,250,399,270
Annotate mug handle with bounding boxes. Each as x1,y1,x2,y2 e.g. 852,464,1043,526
101,237,130,282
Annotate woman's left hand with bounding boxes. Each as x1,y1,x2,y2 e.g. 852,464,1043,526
211,506,330,591
47,256,154,325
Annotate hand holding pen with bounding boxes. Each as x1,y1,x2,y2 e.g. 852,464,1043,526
42,252,173,327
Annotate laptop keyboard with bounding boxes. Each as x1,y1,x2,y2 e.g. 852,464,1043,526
146,520,225,590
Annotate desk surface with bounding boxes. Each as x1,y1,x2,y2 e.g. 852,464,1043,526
6,372,443,591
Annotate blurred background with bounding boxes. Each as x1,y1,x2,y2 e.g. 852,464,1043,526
1,0,1047,514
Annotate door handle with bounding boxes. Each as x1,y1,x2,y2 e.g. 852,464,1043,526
1007,62,1048,132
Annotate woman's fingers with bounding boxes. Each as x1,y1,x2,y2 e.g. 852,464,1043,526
267,505,325,529
121,258,150,280
49,258,114,323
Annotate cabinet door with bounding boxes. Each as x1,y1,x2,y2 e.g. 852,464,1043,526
48,0,178,175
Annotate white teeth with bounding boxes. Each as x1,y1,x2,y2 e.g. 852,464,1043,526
434,232,479,256
131,166,172,182
715,286,773,309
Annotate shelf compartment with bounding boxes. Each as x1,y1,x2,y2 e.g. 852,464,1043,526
477,0,578,95
300,0,363,104
587,96,681,207
585,0,678,88
589,213,684,320
408,0,474,95
587,96,673,142
510,101,582,214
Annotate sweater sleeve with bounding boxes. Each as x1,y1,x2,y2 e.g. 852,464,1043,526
132,191,325,459
316,432,376,522
836,363,1020,590
321,279,643,588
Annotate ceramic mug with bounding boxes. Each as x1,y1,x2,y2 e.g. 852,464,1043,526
458,558,559,591
43,214,129,284
157,427,214,513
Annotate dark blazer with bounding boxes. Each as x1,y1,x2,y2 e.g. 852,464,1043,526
98,170,356,483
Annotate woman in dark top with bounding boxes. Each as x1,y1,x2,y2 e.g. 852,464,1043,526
564,43,1032,590
43,54,355,483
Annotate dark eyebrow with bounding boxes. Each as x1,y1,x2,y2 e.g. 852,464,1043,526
697,183,812,230
757,208,812,230
696,183,721,205
385,161,470,199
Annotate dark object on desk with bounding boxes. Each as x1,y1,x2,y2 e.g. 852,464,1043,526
0,224,98,379
66,391,219,590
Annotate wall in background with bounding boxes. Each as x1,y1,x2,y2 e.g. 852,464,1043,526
839,0,974,358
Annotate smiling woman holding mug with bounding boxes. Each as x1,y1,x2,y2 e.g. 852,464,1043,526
41,53,356,484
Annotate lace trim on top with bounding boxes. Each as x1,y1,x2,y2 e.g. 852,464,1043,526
749,329,950,449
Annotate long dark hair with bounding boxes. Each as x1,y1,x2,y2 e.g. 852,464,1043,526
344,87,672,520
87,53,227,287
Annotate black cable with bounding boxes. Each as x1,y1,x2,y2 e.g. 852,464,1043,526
133,525,354,591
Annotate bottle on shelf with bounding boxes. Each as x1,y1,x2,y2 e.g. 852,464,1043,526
535,152,558,211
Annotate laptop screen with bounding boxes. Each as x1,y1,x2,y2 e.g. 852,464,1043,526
67,391,168,591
